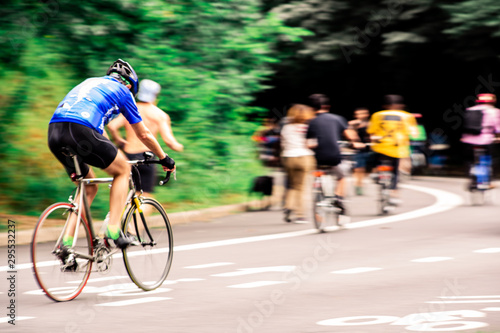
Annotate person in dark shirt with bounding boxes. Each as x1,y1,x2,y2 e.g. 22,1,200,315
306,94,363,213
348,107,372,195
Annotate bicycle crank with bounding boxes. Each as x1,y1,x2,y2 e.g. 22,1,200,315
95,246,112,273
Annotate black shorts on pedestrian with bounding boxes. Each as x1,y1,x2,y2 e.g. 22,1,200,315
126,152,157,193
48,122,118,177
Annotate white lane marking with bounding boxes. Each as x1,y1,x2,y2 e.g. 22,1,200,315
99,288,172,297
439,296,500,299
318,316,399,326
1,183,463,272
184,262,234,269
174,230,317,252
332,267,382,274
344,184,464,230
0,316,35,324
405,321,488,331
483,307,500,311
213,266,295,277
175,278,205,282
411,257,453,263
96,297,170,307
69,276,128,284
427,300,500,304
390,310,486,325
474,248,500,253
227,281,287,288
159,278,205,285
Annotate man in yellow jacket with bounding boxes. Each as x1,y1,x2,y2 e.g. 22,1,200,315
367,95,418,204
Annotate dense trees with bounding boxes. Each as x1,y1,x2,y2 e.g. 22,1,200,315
0,0,308,215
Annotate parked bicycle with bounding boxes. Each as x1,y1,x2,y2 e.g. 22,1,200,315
31,151,174,302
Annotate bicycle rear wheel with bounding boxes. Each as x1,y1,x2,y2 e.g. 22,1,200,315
469,188,485,206
31,203,93,302
122,197,173,291
379,184,391,215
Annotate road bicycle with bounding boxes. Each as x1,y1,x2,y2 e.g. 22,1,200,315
366,140,398,215
31,151,174,302
312,167,349,232
467,146,493,206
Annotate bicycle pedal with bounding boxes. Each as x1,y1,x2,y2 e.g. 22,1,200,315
61,258,78,272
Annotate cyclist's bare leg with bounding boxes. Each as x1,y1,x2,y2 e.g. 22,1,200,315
335,178,346,197
103,150,132,232
353,167,365,187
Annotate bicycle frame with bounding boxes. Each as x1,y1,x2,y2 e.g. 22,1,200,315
57,154,139,260
312,170,336,197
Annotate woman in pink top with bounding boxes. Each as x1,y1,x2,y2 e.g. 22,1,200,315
280,104,316,223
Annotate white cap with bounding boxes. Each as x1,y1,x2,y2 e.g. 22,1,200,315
136,79,161,103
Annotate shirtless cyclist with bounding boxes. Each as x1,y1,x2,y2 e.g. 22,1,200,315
108,79,183,197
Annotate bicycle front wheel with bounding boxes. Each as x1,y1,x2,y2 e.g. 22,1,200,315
122,197,173,291
31,203,93,302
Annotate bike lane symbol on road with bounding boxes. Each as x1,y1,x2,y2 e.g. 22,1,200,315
317,310,490,331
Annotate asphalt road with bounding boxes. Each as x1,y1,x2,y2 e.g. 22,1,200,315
1,176,499,333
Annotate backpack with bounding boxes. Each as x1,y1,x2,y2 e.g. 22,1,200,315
463,107,484,135
250,176,273,196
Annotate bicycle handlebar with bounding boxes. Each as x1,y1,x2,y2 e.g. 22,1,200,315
127,153,175,186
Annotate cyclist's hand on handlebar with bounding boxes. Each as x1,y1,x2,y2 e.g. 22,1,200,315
159,155,175,171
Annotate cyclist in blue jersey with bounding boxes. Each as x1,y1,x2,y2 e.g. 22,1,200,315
48,59,175,249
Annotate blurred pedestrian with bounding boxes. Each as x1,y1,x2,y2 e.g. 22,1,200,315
252,117,281,168
348,107,373,195
281,104,316,223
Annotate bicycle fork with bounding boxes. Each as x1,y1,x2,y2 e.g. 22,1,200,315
131,197,156,247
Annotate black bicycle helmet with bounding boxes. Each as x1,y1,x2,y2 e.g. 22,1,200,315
106,59,139,96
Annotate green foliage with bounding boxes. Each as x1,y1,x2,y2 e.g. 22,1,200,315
270,0,435,62
0,0,308,217
443,0,500,37
441,0,500,62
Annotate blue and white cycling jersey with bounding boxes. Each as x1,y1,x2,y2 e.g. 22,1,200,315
50,76,142,134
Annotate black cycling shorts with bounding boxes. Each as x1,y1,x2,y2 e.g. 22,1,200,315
126,152,157,193
48,122,118,177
